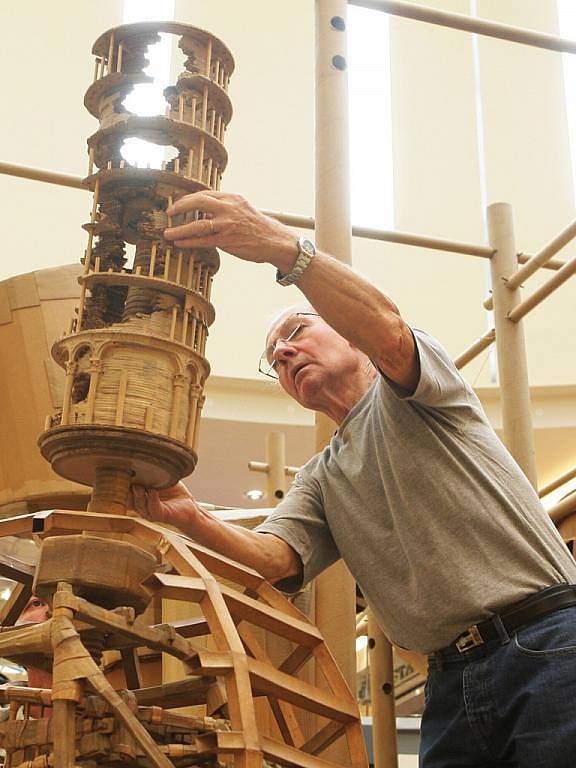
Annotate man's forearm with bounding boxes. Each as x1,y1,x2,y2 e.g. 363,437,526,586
164,500,299,584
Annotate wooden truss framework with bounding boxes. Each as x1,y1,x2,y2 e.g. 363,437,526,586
0,509,368,768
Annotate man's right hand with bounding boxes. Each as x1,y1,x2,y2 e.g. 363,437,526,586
132,481,199,530
131,481,302,585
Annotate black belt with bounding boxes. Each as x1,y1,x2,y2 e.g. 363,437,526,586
448,584,576,654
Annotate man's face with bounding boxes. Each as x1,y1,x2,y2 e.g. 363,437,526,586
18,596,50,624
265,312,359,409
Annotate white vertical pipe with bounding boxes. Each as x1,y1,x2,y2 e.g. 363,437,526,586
487,203,538,488
314,5,360,766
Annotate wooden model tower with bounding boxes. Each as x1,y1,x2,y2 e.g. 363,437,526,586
0,22,368,768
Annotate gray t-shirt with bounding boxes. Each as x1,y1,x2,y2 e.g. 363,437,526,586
255,329,576,653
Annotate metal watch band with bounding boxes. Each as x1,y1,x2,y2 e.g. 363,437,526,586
276,237,316,286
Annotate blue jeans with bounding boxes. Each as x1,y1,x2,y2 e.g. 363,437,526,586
420,606,576,767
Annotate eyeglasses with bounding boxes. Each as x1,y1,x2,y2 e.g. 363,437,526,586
258,312,319,379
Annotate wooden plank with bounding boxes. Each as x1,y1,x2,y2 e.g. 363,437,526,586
57,592,196,660
0,553,34,585
280,646,313,677
134,677,216,709
247,658,358,724
0,513,38,538
261,734,346,768
120,648,144,689
0,582,31,626
189,651,357,724
300,722,345,756
238,623,304,748
186,539,265,591
149,572,322,648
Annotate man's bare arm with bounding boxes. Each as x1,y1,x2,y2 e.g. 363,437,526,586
164,193,419,393
132,483,302,584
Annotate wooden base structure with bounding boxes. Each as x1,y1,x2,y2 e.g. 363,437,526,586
0,510,368,768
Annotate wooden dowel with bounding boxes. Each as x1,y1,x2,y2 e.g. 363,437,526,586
174,157,180,174
93,57,100,82
85,366,100,423
175,251,183,283
539,467,576,499
94,256,101,273
187,149,194,178
190,315,198,349
149,242,157,276
181,310,189,343
453,327,495,370
107,32,115,75
214,59,220,83
549,490,576,524
508,254,576,323
163,247,172,279
186,257,194,288
116,370,128,426
206,158,213,189
201,86,209,130
348,0,576,55
210,109,217,135
167,195,173,227
198,138,205,183
88,147,95,176
1,160,565,268
191,96,197,126
0,161,86,190
484,219,576,310
205,38,212,77
170,306,178,338
117,41,124,72
60,367,74,426
367,612,398,768
508,219,576,291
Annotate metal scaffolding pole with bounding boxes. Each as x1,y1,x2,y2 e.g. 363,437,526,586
487,203,537,489
347,0,576,55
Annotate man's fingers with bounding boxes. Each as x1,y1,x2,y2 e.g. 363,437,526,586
172,237,219,249
146,489,162,521
164,217,216,242
167,191,225,217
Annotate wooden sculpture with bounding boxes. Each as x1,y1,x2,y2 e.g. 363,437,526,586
0,21,368,768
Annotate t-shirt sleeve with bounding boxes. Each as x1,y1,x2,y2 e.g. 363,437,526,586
254,467,340,593
382,328,471,410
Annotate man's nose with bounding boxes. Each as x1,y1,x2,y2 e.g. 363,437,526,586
274,339,297,361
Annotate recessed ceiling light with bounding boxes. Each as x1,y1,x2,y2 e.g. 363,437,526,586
245,489,264,501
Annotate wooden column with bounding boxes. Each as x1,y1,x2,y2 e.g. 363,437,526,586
487,203,538,488
367,612,398,768
314,3,358,765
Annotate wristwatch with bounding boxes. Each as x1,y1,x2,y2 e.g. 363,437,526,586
276,237,316,287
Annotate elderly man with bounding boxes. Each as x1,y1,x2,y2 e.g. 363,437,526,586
133,191,576,767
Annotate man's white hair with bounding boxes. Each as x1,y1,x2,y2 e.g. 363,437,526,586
266,302,317,336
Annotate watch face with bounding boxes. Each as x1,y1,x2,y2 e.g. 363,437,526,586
300,238,316,255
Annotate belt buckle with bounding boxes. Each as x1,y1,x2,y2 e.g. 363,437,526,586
456,625,484,653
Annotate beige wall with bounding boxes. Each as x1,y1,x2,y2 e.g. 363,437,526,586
0,2,574,408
